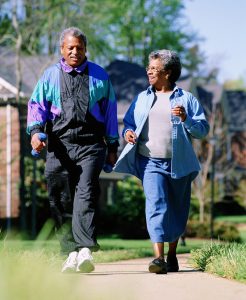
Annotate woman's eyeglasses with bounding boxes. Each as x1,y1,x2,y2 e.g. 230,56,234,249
145,66,165,73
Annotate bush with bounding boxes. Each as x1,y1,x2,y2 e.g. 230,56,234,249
101,177,148,239
214,222,241,242
22,157,50,237
214,198,246,216
189,194,200,220
186,220,241,242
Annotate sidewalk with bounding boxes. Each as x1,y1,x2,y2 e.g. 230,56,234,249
73,254,246,300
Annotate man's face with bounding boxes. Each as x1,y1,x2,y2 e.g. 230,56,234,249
61,34,86,67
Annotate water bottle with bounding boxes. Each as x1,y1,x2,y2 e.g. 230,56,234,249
31,133,47,158
171,97,183,125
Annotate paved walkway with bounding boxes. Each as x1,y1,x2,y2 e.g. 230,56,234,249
74,254,246,300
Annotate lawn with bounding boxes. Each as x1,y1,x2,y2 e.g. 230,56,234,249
0,236,208,300
0,236,206,262
1,235,244,299
215,215,246,224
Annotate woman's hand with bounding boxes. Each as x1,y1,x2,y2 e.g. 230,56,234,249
171,105,187,122
125,130,137,145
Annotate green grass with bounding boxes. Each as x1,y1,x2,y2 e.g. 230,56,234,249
191,242,246,283
0,249,84,300
215,215,246,223
0,237,206,263
0,237,224,299
94,237,207,262
239,229,246,243
2,236,239,299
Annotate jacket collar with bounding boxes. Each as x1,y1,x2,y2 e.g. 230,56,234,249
147,84,183,97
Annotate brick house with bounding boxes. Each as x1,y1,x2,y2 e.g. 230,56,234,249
0,52,56,229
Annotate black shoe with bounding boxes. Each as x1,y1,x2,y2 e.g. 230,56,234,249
167,255,179,272
148,257,167,274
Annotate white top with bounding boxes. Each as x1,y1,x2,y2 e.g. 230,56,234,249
138,92,172,158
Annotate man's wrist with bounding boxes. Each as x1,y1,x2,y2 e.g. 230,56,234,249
107,141,119,153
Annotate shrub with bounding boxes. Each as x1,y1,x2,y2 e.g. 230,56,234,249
101,176,148,239
186,220,241,242
213,222,241,242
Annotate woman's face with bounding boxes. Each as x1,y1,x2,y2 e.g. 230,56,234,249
146,58,168,88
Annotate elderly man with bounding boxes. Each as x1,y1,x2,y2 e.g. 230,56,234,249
27,27,119,273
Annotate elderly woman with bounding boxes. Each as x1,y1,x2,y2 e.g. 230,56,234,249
114,50,209,274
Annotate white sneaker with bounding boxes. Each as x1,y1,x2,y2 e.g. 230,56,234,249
61,251,78,273
76,247,95,273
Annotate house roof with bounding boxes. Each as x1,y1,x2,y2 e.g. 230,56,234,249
195,82,224,118
106,59,149,103
106,59,194,116
0,49,57,97
205,83,223,104
196,85,213,116
223,90,246,131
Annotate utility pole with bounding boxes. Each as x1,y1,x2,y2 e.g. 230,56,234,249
210,137,216,239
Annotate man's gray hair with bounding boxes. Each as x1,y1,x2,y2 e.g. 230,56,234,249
149,49,181,83
60,27,87,47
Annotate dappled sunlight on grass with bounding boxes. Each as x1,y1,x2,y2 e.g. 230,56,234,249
191,242,246,283
0,236,215,299
0,249,88,300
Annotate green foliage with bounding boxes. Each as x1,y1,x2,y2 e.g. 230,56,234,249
0,0,202,72
24,157,48,207
0,14,12,47
191,242,246,283
214,222,241,243
115,176,145,221
186,220,241,243
23,156,50,235
189,194,200,219
102,176,148,239
98,0,201,67
224,77,246,90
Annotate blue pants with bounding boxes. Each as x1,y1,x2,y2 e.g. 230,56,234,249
139,155,192,243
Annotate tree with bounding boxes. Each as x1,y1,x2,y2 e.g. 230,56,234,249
192,105,218,223
1,0,203,70
96,0,202,68
224,77,246,91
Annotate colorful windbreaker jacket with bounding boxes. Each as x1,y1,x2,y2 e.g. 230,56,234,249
27,60,119,148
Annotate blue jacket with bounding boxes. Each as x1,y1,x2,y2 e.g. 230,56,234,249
114,86,210,179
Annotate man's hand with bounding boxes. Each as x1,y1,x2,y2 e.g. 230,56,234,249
31,133,46,153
